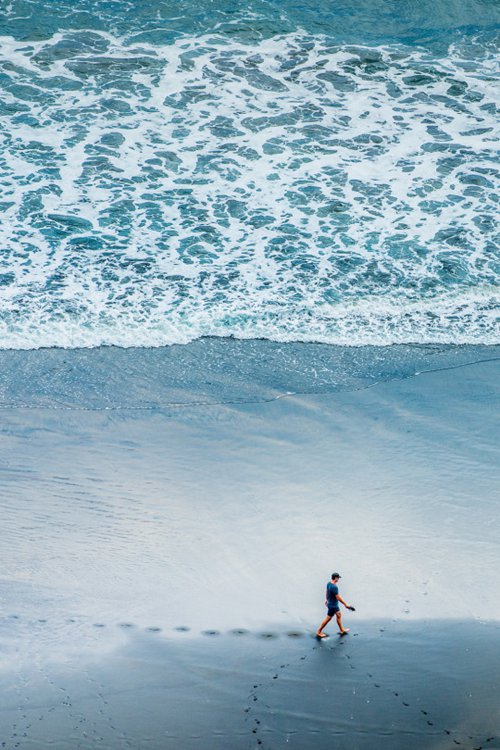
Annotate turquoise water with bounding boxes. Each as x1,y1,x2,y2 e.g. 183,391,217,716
0,0,499,347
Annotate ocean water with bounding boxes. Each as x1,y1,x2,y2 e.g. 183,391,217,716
1,0,499,349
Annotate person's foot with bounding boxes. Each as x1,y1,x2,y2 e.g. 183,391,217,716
316,632,328,638
339,629,350,636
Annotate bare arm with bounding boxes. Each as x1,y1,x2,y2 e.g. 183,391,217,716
336,594,350,609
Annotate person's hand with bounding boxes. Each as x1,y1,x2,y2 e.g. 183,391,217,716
347,605,356,611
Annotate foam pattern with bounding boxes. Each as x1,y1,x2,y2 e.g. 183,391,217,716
0,30,498,347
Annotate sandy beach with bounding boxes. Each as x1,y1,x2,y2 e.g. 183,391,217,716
1,0,499,744
1,340,499,749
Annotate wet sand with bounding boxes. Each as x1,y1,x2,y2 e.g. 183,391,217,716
0,341,499,748
1,619,500,749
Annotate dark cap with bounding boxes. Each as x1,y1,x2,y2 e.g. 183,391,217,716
331,572,341,579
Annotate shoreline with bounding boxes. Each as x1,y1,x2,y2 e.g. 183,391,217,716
1,339,499,409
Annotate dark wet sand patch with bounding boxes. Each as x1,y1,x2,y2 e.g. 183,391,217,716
0,620,499,749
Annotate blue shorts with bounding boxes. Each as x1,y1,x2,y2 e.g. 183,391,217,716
327,606,340,617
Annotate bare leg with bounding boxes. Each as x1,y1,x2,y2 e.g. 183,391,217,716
316,614,333,638
335,610,349,635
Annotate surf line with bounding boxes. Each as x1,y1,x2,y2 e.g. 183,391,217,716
1,352,498,413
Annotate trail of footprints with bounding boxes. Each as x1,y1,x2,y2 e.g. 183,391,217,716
244,634,497,750
2,612,498,750
242,580,496,750
1,613,310,641
1,616,310,749
244,636,310,749
6,672,30,749
351,658,496,750
4,657,131,750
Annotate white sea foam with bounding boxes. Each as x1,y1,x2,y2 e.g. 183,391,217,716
0,31,498,348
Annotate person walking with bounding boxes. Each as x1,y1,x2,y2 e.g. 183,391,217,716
316,572,355,638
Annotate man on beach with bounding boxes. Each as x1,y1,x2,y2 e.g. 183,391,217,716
316,573,354,638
